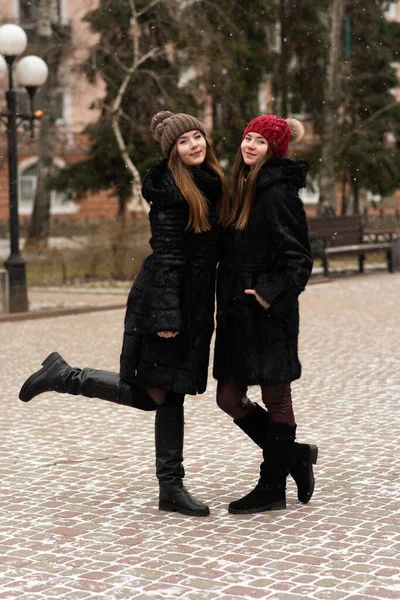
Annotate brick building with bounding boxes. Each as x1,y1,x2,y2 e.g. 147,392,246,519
0,0,399,225
0,0,118,225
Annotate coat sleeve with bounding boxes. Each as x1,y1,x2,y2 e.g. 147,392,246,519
254,184,313,307
147,201,187,333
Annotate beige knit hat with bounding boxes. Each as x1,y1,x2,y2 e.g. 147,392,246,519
150,111,207,156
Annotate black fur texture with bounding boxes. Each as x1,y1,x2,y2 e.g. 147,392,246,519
120,159,222,395
213,159,313,385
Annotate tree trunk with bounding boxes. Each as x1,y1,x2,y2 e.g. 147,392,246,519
279,0,289,118
341,172,349,215
352,177,360,215
318,0,345,216
25,0,66,250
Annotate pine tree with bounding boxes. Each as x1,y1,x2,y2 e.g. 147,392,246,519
52,0,193,217
337,1,400,214
273,0,331,123
179,0,277,165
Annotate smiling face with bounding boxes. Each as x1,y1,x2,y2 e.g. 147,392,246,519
241,132,269,167
176,130,207,166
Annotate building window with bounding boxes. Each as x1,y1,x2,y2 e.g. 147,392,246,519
19,0,64,40
19,0,63,24
19,159,77,215
384,2,397,20
19,0,37,24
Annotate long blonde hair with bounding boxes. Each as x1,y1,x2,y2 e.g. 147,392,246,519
168,139,230,234
224,117,304,230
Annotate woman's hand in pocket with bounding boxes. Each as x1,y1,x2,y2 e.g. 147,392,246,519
244,289,270,310
157,331,179,338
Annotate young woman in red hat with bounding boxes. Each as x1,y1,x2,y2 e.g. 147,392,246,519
214,114,318,514
19,111,229,517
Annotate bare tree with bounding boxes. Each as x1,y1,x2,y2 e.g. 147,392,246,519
318,0,345,216
25,0,71,249
108,0,164,214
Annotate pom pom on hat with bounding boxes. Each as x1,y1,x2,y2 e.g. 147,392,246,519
150,111,174,142
242,114,304,158
150,111,207,156
286,118,305,143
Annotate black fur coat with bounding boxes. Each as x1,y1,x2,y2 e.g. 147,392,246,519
213,158,313,386
120,159,222,395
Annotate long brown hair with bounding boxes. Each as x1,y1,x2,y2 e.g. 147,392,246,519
168,138,230,234
225,117,305,230
222,145,274,230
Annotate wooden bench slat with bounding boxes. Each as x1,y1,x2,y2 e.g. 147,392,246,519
325,243,391,254
307,216,395,276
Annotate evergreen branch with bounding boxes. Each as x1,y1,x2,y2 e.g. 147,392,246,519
137,0,164,18
100,100,133,125
140,68,172,100
337,101,399,156
101,48,131,74
186,0,241,35
99,70,122,95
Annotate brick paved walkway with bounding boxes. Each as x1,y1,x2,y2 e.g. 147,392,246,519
1,273,399,600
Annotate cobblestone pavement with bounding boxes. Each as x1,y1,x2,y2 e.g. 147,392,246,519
27,286,129,312
1,273,399,600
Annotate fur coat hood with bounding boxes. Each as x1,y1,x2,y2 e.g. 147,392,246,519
142,158,222,208
256,158,308,194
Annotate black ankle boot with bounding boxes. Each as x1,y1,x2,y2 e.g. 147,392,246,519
289,443,318,504
228,421,295,514
155,404,209,517
19,352,158,411
19,352,70,401
234,404,318,504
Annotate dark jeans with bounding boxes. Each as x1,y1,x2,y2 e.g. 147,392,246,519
216,378,295,426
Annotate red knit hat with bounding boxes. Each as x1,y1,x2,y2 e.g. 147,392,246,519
242,114,291,159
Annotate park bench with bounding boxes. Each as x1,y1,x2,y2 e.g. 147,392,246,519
307,215,395,277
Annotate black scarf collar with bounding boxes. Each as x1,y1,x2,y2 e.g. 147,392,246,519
142,158,222,207
191,164,222,200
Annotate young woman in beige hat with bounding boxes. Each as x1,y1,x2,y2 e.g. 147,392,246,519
19,111,229,517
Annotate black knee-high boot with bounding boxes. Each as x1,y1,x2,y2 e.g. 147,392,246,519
229,421,296,514
233,403,318,504
155,403,210,516
19,352,158,411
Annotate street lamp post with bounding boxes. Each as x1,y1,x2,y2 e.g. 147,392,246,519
0,24,48,313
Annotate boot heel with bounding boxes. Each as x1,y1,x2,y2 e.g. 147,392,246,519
158,501,176,513
309,445,318,465
42,352,62,369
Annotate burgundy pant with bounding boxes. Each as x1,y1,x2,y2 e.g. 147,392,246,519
216,378,295,426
